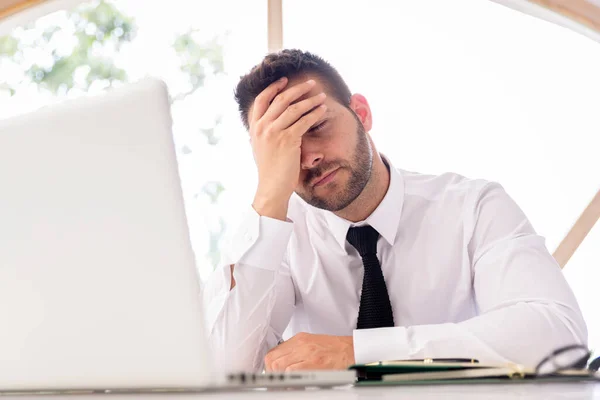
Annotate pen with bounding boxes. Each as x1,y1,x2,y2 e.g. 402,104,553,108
392,358,479,364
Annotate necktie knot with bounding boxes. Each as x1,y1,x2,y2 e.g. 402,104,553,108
346,225,380,257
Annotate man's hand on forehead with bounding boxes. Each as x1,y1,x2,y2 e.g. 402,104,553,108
270,77,322,106
247,76,327,222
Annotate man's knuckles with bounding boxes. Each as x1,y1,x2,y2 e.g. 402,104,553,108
294,332,310,343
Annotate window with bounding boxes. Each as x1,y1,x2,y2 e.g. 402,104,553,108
284,0,600,349
0,0,266,280
2,0,597,352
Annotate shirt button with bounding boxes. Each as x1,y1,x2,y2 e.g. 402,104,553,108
244,232,253,242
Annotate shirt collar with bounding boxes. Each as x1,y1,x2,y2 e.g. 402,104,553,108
323,154,405,252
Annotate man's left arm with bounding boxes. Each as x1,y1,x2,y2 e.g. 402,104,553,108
456,181,587,364
352,181,587,367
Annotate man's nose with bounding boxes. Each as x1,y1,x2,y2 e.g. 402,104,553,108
300,150,324,170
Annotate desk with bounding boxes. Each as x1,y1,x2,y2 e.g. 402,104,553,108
2,382,599,400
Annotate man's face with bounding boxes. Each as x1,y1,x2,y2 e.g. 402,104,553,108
292,78,373,212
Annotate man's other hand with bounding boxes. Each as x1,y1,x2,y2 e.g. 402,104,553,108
264,332,355,371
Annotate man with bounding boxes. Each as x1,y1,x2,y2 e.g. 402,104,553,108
203,49,587,373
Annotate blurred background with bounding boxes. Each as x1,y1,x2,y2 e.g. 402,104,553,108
0,0,598,350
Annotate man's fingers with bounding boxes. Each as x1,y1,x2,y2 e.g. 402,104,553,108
266,353,298,372
266,352,307,372
260,79,317,124
271,93,327,132
264,342,294,371
250,77,288,123
284,361,311,372
286,104,327,137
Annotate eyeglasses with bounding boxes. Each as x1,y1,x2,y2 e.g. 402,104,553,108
535,344,598,376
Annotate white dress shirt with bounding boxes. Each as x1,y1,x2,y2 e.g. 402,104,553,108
202,156,587,373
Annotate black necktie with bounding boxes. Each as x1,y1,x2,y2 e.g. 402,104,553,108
347,225,395,329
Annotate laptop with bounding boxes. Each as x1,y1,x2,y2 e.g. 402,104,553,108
0,78,355,393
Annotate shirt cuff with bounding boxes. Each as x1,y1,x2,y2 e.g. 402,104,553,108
225,205,294,271
353,327,409,364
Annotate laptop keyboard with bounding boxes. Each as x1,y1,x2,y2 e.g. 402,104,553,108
227,372,304,384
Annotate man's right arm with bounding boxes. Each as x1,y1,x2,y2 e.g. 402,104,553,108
202,206,295,373
203,76,328,372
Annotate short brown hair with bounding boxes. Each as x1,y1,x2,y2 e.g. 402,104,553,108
234,49,352,130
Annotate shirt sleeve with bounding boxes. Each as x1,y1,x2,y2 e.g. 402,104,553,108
202,205,296,373
353,182,587,367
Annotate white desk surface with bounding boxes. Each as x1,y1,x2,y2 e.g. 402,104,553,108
2,382,599,400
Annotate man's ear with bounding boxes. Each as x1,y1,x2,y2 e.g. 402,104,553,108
349,94,373,132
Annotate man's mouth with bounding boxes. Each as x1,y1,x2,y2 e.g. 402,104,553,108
312,168,340,187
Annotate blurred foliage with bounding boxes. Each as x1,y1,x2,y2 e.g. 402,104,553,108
199,115,223,146
172,30,225,101
0,0,229,270
171,31,227,267
200,182,227,268
0,0,135,94
199,181,226,203
0,35,18,56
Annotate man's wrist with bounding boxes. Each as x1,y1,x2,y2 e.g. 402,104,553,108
340,336,356,366
252,193,290,221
